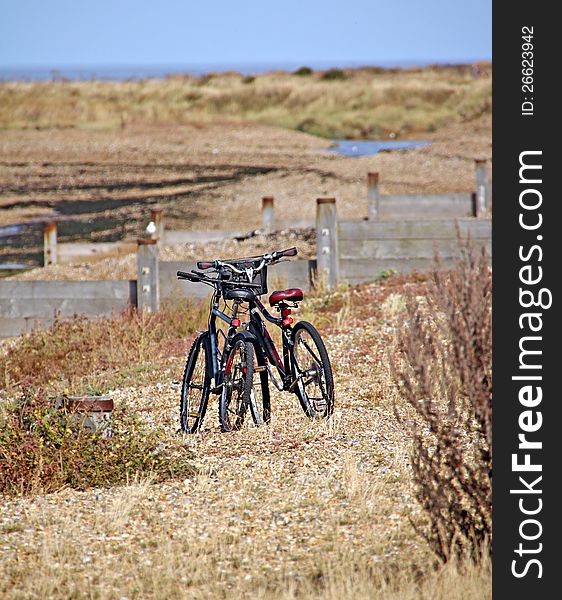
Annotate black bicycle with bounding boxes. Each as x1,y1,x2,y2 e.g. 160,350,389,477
176,247,334,433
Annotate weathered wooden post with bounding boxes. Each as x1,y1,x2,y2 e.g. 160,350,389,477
471,192,479,217
137,238,159,313
54,395,114,438
262,196,275,233
316,198,339,289
475,159,489,215
367,172,381,220
43,221,58,266
150,207,164,242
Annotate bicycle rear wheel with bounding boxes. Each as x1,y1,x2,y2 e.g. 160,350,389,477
180,332,211,433
290,321,334,418
219,338,253,432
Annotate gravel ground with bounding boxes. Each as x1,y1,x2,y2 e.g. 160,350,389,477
0,280,433,598
1,116,490,234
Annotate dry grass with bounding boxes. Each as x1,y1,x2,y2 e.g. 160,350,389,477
0,474,490,599
0,298,207,395
0,274,491,598
0,64,491,138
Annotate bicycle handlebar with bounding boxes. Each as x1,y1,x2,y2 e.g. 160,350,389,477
176,270,262,288
196,247,297,271
275,247,298,258
176,270,197,281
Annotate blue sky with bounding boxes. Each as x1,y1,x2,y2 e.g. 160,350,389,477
0,0,491,67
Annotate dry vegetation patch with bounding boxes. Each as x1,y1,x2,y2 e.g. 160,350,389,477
0,64,491,138
0,269,491,598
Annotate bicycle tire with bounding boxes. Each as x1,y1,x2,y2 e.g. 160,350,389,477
290,321,335,418
219,338,254,432
180,332,211,433
247,339,271,426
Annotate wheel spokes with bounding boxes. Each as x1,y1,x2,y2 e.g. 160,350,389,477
293,329,331,415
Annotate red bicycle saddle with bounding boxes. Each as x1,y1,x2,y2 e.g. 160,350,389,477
269,288,304,306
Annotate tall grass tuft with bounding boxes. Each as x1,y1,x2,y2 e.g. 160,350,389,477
392,231,492,562
1,298,208,394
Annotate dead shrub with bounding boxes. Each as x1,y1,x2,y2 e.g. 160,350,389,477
392,232,492,562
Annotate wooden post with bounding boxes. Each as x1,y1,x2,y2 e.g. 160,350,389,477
316,198,339,289
137,238,159,313
367,172,381,220
475,159,488,216
150,207,164,242
471,192,479,217
262,196,275,233
43,221,58,266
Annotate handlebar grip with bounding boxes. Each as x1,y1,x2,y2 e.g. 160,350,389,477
177,270,196,280
277,247,297,258
197,261,214,270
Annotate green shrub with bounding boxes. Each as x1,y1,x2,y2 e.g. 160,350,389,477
321,68,347,81
0,393,196,496
293,66,313,77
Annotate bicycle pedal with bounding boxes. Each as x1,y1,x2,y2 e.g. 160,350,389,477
254,365,267,372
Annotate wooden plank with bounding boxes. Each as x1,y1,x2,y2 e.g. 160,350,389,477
338,218,491,241
0,317,55,338
340,238,491,260
0,298,133,319
267,260,314,292
340,257,459,283
0,280,135,300
379,193,473,219
159,262,214,299
382,192,472,204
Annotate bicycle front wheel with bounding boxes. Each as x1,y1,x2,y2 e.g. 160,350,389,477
219,338,253,432
180,332,211,433
290,321,334,418
248,341,271,427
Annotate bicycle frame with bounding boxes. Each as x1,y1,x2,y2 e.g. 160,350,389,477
205,287,295,393
207,288,241,392
248,297,295,390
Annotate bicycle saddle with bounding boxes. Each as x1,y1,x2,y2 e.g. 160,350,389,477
224,288,256,301
269,288,304,306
